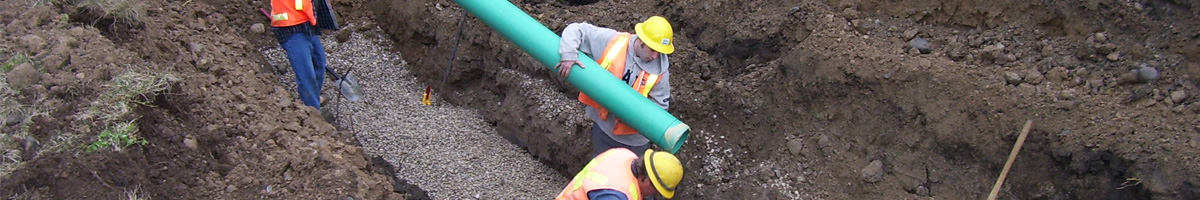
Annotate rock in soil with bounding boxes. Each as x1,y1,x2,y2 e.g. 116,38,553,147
1004,71,1023,85
1025,70,1045,85
4,114,23,126
251,23,266,33
1138,66,1160,82
861,160,884,183
908,38,931,54
787,138,804,155
1169,90,1188,104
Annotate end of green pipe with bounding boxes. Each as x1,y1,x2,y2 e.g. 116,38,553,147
661,123,690,153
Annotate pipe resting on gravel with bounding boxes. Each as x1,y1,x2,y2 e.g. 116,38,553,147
454,0,690,153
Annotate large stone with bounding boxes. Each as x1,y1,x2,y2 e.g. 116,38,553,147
1106,52,1120,61
1137,66,1160,82
903,29,920,40
1004,71,1023,85
1095,32,1109,42
908,38,931,54
6,63,41,89
1170,90,1188,104
1026,70,1046,85
183,136,199,150
250,23,266,33
861,160,884,183
786,138,804,155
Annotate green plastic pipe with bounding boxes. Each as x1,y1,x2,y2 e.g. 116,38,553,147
454,0,690,153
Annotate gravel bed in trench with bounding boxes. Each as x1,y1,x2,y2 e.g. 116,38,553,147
261,26,566,199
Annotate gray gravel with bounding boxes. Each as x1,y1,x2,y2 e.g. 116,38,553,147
262,26,566,199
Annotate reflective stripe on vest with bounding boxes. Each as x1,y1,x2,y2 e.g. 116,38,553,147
555,149,641,200
598,35,629,70
577,33,662,135
270,0,317,27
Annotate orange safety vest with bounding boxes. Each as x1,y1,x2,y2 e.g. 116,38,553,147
555,149,641,200
269,0,317,27
578,33,662,135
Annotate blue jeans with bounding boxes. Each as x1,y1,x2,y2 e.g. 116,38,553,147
280,32,327,109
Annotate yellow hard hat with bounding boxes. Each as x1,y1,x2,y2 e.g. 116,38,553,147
634,16,675,54
644,149,683,199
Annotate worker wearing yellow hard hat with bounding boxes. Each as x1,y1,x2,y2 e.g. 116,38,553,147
556,15,677,161
556,148,684,200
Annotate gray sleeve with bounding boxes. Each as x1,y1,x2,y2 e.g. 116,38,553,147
559,22,618,62
649,68,671,110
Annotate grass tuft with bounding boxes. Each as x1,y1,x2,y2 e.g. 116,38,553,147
87,69,179,122
81,0,145,24
80,68,177,153
124,185,149,200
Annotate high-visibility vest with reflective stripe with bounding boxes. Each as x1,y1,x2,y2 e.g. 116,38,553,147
577,32,662,135
269,0,317,27
555,149,641,200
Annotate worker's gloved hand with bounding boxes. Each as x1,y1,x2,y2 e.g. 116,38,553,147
555,60,584,78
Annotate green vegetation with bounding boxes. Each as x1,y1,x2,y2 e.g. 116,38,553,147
0,55,33,178
1,52,31,73
85,120,146,152
82,68,177,152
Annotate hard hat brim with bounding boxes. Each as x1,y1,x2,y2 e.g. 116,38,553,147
644,149,676,198
635,23,675,55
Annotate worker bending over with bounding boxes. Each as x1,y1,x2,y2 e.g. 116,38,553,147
556,149,684,200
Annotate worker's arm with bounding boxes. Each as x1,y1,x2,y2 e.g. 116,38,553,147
648,62,671,110
586,189,628,200
556,22,618,77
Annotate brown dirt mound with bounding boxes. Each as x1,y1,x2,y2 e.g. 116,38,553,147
371,0,1199,199
1,0,397,199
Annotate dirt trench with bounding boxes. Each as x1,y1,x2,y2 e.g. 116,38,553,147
368,0,1200,199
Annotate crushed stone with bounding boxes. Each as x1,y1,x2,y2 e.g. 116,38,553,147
262,25,566,199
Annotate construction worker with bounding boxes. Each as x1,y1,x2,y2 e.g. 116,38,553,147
269,0,328,109
556,148,684,200
555,16,676,158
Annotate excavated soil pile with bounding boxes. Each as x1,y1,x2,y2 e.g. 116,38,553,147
0,0,398,199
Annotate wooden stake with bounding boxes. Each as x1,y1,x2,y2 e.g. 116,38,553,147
987,120,1033,200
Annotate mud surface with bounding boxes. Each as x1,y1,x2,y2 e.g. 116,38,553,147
371,0,1200,199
